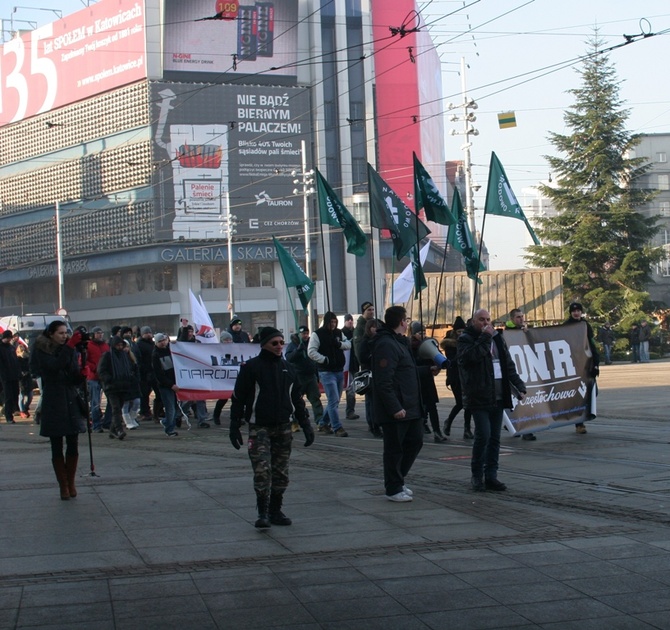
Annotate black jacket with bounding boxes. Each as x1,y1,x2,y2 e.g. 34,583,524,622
152,344,176,389
457,326,525,410
285,338,318,381
0,341,19,382
230,349,306,426
32,335,85,438
370,326,424,423
135,337,156,381
97,349,140,399
563,316,600,366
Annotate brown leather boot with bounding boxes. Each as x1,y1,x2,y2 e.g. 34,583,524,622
65,454,79,498
52,458,70,500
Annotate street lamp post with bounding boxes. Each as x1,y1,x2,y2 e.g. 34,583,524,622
292,140,315,330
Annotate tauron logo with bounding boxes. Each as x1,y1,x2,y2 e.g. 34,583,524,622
254,191,293,207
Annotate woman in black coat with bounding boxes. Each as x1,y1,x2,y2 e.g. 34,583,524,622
33,321,86,500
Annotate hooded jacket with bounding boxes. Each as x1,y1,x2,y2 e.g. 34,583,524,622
307,311,351,373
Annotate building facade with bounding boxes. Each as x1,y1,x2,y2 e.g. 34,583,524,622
0,0,455,335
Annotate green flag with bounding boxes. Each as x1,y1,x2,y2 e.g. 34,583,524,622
368,163,431,261
273,237,314,314
448,188,485,283
316,169,367,256
413,152,455,226
484,151,540,245
409,243,427,299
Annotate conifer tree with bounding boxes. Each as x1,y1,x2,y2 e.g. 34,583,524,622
527,34,663,321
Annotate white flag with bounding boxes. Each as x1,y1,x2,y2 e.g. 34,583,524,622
392,240,431,303
189,289,218,343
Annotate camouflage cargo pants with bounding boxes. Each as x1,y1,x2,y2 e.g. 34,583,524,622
248,423,293,495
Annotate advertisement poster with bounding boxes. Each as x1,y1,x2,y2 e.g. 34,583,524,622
163,0,298,81
0,0,146,126
152,82,311,240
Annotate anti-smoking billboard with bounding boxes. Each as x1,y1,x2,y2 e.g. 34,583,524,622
0,0,147,126
163,0,298,82
151,82,311,240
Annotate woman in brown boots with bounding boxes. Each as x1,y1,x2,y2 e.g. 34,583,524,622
33,321,86,500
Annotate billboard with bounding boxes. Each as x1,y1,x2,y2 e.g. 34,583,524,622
0,0,147,127
163,0,298,81
151,82,311,239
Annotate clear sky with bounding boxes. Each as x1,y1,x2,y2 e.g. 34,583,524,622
7,0,670,270
420,0,670,268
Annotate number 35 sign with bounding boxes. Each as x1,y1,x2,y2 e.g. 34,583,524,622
0,0,147,127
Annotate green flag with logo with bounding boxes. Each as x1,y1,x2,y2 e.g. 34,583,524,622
316,169,367,256
409,243,427,298
368,163,431,261
484,151,540,245
448,188,485,283
273,237,314,314
413,152,455,226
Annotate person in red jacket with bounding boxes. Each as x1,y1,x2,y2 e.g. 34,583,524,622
85,327,109,432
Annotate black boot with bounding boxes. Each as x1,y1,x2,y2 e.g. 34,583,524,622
463,415,474,439
269,491,292,526
433,428,448,443
443,416,454,436
255,493,271,529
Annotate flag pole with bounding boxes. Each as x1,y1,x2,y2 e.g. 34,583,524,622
369,227,378,312
413,191,424,334
471,210,488,317
431,234,449,333
319,222,331,312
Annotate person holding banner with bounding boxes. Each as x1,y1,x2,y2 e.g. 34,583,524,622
505,309,536,442
458,309,526,492
229,327,314,529
564,303,599,434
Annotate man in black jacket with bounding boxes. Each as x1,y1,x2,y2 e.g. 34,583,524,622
371,306,427,502
286,325,324,429
229,327,314,529
458,309,526,492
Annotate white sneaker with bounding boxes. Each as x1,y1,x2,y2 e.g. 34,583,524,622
403,485,413,496
386,491,413,502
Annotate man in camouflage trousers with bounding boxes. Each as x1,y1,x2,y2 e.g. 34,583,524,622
229,327,314,529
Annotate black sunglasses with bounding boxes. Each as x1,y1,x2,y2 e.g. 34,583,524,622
270,340,285,346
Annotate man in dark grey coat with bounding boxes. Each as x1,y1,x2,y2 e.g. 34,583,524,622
371,305,429,502
458,309,526,492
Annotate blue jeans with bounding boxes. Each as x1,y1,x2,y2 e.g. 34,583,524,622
471,405,504,480
639,340,650,363
602,344,612,364
319,370,344,431
87,380,103,430
159,386,180,434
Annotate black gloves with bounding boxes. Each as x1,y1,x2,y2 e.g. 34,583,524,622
229,417,243,450
322,356,329,367
297,411,314,447
302,420,314,446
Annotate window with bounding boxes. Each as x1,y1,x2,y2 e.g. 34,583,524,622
660,202,670,217
657,152,667,163
201,265,228,289
657,174,669,190
658,243,670,277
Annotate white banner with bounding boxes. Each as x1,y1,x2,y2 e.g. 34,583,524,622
171,342,260,400
171,341,351,400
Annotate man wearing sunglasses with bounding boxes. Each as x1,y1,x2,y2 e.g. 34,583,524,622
229,327,314,529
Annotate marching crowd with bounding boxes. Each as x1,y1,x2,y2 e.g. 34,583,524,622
0,304,652,526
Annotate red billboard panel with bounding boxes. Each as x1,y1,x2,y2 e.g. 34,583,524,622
0,0,147,127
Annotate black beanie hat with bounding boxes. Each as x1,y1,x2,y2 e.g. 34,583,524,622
259,327,283,347
453,316,466,331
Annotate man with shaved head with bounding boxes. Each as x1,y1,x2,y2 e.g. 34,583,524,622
457,309,526,492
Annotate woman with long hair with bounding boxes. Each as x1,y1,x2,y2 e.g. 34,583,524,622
33,321,85,500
